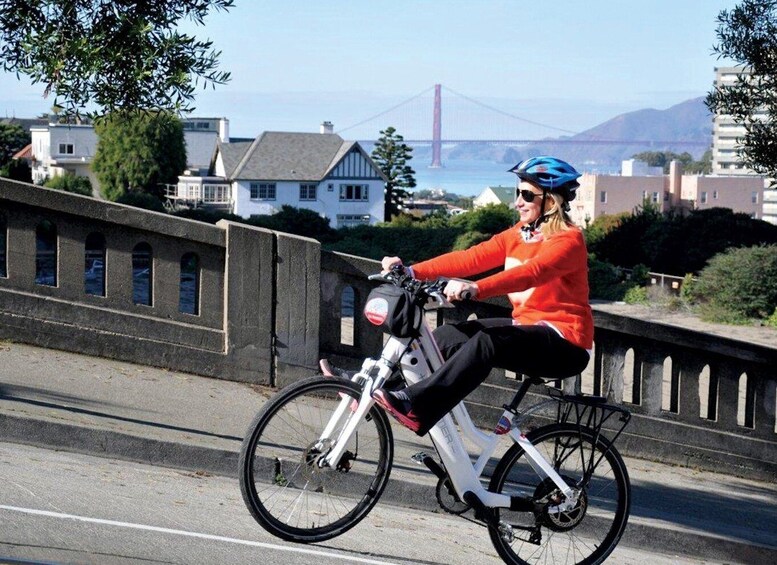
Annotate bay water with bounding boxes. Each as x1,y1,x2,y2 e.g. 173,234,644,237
411,159,516,198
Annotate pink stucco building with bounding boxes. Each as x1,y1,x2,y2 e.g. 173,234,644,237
568,161,764,227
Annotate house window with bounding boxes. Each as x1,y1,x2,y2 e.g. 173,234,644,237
58,143,74,155
250,182,276,200
185,184,200,200
663,191,670,202
713,190,719,199
299,183,317,201
337,214,371,227
340,184,368,202
203,184,230,203
599,190,607,204
752,191,759,204
701,191,708,204
652,192,659,204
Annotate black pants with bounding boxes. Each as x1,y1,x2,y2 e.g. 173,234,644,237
404,318,590,434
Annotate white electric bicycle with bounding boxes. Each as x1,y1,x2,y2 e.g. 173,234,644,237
239,269,632,565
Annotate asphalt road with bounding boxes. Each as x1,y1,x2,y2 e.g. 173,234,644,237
0,442,725,565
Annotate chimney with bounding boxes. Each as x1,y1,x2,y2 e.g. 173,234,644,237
668,159,682,208
218,118,230,143
320,121,334,134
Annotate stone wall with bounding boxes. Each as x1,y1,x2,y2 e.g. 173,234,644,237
0,178,313,384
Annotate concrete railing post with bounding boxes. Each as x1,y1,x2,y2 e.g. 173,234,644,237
274,232,321,388
218,220,275,384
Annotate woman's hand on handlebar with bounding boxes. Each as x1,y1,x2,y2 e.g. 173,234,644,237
444,279,478,302
381,256,404,274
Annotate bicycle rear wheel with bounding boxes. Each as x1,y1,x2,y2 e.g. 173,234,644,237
239,375,393,543
488,423,630,565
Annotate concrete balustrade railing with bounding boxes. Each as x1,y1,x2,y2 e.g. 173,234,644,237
1,178,775,480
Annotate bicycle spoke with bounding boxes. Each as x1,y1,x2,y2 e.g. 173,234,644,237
489,423,630,565
239,376,393,543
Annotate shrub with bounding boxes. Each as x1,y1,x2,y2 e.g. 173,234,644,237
629,264,650,287
453,231,490,251
588,256,628,301
450,203,515,235
172,207,244,224
116,191,166,212
623,285,649,304
692,245,777,322
679,273,697,305
44,173,93,196
247,205,336,242
766,308,777,329
326,225,460,263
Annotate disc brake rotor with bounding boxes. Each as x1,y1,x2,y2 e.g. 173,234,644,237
533,475,588,532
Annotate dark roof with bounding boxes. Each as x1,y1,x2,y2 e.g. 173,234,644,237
218,141,254,177
227,132,374,181
1,117,49,132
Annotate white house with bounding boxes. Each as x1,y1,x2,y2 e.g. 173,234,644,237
29,117,227,192
30,123,99,187
175,126,387,228
473,186,514,208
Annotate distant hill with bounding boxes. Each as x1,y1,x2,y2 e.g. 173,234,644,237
415,97,714,171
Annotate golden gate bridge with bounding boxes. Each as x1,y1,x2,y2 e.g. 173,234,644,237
336,84,708,167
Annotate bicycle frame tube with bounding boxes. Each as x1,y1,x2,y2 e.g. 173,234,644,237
322,307,576,508
396,323,512,509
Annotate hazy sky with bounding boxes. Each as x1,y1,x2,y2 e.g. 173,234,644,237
0,0,741,139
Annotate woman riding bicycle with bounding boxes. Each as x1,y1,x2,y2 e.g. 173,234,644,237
372,155,594,436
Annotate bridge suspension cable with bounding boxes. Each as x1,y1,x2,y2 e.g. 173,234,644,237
441,85,582,137
335,86,435,136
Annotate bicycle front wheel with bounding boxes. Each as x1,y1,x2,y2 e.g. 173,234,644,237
239,375,393,543
488,423,630,565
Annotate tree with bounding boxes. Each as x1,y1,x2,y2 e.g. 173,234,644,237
371,127,417,221
92,111,186,201
705,0,777,182
0,123,30,169
0,157,32,183
631,151,695,173
684,149,713,175
0,1,233,119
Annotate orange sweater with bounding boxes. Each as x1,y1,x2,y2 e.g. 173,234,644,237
411,225,594,349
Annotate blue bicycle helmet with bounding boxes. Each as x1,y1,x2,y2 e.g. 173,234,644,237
509,156,581,202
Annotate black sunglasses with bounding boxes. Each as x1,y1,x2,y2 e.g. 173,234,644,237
516,188,543,203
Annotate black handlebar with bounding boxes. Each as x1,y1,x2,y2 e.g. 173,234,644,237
370,268,473,303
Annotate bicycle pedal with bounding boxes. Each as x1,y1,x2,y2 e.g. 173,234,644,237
411,452,447,481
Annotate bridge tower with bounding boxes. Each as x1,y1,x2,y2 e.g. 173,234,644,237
430,84,442,168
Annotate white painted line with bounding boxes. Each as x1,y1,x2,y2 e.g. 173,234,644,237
0,505,398,565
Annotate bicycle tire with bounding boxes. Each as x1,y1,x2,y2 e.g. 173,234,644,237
239,375,394,543
488,423,630,565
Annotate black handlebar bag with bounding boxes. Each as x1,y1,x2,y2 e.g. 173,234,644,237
363,284,422,338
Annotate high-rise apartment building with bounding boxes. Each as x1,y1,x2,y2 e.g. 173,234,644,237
710,66,775,225
711,66,758,176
